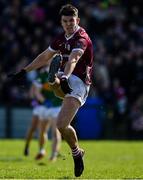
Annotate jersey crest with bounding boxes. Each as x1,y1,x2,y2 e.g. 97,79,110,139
65,43,71,51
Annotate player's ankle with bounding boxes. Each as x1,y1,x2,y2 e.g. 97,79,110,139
39,148,46,155
71,146,82,158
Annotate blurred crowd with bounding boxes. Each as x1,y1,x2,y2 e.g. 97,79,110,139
0,0,143,138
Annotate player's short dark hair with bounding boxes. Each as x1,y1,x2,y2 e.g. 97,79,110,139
59,4,78,17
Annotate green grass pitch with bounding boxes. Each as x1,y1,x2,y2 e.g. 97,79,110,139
0,139,143,179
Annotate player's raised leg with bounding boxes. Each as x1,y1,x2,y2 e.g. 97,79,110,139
47,55,62,84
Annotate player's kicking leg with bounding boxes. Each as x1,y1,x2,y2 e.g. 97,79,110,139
47,55,62,84
47,55,65,98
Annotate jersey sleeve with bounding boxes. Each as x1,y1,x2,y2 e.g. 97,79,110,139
49,36,60,52
72,38,87,54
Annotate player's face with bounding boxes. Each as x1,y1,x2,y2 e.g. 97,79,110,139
61,16,80,36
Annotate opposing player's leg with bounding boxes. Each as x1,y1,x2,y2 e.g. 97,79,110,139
24,115,39,156
49,119,61,162
35,120,50,160
56,96,84,177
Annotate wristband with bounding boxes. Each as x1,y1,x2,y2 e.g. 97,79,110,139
61,75,69,79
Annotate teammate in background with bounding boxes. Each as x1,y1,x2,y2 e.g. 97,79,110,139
9,4,93,177
24,67,62,161
24,83,41,156
34,67,62,161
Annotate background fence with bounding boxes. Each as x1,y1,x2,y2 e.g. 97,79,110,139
0,98,106,139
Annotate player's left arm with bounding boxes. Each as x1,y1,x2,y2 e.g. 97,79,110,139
59,38,87,94
63,38,87,77
63,50,83,78
59,50,83,94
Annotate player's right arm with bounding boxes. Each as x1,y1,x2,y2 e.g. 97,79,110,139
24,49,56,72
8,49,56,85
32,84,45,104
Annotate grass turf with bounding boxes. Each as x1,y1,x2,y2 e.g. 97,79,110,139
0,139,143,179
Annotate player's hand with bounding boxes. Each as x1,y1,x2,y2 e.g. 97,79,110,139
31,99,39,108
60,76,73,94
8,69,26,86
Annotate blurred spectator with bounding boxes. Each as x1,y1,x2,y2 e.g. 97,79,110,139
113,78,128,115
130,94,143,139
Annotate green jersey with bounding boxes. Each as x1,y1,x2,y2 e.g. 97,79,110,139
34,70,62,107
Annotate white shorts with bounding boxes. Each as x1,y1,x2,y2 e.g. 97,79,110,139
33,105,61,120
33,105,46,117
58,72,90,106
40,106,61,120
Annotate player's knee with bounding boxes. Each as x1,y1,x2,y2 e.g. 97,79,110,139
56,122,66,134
56,125,64,133
31,126,37,132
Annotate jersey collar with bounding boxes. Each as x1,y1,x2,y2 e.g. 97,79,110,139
65,25,80,41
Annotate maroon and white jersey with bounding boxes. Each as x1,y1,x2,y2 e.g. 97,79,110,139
49,26,94,85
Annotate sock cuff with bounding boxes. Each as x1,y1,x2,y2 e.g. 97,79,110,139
40,149,46,154
72,146,81,157
72,146,79,152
